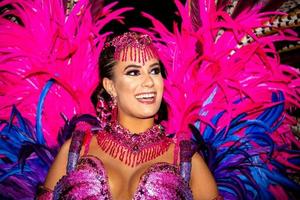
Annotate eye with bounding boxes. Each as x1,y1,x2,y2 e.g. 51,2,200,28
150,67,161,75
126,70,140,76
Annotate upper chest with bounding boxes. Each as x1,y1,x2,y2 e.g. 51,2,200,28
85,137,175,199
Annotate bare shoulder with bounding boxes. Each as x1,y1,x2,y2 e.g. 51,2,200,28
43,139,71,189
190,153,219,200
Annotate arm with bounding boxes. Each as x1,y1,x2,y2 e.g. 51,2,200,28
43,122,91,191
190,153,219,200
43,139,71,190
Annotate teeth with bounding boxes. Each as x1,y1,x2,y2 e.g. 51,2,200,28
136,93,155,99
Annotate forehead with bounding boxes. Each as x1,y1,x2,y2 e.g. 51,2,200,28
115,56,160,70
115,47,159,68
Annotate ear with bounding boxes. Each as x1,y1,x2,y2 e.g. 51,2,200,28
103,77,116,97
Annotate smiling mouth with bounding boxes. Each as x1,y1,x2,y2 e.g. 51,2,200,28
135,92,156,104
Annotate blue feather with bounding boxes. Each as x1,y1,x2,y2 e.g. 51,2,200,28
36,79,55,145
193,91,300,199
0,106,56,199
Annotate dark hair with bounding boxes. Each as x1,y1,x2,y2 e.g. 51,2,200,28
91,34,117,106
91,32,168,122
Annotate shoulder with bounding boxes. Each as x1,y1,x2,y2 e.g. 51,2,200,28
190,152,213,181
43,139,71,189
191,152,205,167
190,152,219,200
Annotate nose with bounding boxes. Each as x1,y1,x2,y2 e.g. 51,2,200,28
142,74,154,87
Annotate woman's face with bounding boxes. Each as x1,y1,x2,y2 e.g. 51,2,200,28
104,53,164,121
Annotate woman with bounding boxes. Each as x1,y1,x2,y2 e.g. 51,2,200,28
38,32,219,199
1,0,299,199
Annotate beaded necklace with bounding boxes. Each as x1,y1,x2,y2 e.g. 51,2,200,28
96,121,172,167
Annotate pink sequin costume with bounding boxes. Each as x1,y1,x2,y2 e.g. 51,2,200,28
37,128,193,200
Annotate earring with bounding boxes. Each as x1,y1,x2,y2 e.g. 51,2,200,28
110,96,118,121
96,96,111,129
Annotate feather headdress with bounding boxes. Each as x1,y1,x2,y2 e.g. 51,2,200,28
132,0,300,198
0,0,131,198
0,0,131,146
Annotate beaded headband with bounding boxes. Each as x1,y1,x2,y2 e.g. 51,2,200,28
104,32,158,65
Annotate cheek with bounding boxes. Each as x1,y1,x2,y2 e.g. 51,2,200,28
156,78,164,96
115,78,137,98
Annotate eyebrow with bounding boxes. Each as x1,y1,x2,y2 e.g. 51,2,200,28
123,62,160,71
124,64,141,71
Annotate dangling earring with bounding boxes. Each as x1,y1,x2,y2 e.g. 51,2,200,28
110,96,118,121
96,96,111,129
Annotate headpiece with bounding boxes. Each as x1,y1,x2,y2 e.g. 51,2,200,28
104,32,158,65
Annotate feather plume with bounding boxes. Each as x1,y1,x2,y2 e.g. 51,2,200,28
0,106,54,199
133,0,300,198
0,0,132,146
0,0,131,198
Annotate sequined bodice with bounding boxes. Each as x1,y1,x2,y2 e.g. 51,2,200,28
53,156,193,199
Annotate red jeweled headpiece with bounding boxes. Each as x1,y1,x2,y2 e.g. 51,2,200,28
105,32,159,65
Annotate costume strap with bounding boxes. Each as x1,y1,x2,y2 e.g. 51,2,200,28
179,140,194,183
66,121,92,173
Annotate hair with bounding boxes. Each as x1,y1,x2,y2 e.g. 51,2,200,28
91,34,117,106
91,32,168,122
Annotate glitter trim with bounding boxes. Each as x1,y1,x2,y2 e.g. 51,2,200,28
105,32,159,65
96,121,172,167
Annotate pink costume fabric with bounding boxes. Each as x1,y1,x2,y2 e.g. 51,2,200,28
42,159,193,200
37,129,193,200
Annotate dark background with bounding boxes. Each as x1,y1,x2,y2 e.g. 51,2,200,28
103,0,180,33
103,0,299,68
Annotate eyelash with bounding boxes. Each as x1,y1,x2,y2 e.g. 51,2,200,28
126,70,140,76
150,67,161,75
125,67,161,76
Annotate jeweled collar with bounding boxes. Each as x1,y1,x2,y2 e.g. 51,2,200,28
96,121,172,167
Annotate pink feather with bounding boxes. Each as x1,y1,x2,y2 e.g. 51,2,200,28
0,0,132,146
134,1,299,195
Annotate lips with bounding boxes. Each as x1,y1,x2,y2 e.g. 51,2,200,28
135,92,156,104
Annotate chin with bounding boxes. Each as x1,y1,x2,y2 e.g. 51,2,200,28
135,105,159,117
138,113,156,119
137,110,158,119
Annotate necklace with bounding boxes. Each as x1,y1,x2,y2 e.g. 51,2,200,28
96,121,172,167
